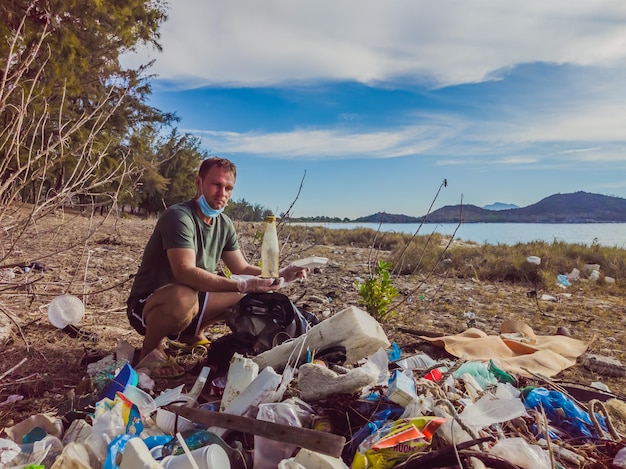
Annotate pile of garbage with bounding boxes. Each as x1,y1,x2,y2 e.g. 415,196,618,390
2,305,626,468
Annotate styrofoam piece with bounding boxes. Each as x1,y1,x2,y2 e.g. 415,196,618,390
221,353,259,411
210,367,282,438
284,448,350,468
119,437,162,469
292,256,329,269
253,306,390,371
298,363,378,402
223,366,281,416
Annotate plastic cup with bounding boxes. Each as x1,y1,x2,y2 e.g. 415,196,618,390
47,294,84,328
161,444,230,469
155,408,196,435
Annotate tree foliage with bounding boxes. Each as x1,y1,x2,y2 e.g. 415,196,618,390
225,198,273,221
124,127,206,214
0,0,173,213
0,0,247,242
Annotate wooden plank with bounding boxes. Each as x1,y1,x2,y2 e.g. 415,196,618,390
173,407,346,458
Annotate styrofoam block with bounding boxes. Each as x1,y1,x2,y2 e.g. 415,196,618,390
220,353,259,411
210,367,282,437
298,363,377,401
119,438,163,469
253,306,390,371
223,366,281,416
289,447,349,468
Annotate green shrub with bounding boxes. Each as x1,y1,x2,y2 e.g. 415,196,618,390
357,259,399,322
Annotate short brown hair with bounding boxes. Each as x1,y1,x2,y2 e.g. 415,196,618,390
198,157,237,180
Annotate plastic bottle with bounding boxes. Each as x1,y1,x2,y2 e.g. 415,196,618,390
261,215,279,278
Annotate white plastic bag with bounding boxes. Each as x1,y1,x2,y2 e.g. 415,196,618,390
254,402,303,469
490,437,551,469
459,394,527,432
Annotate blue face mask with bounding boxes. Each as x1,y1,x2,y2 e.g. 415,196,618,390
197,194,224,218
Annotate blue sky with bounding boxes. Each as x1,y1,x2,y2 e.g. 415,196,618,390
122,1,626,219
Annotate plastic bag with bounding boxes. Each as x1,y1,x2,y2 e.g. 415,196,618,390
254,402,303,469
453,361,497,389
351,417,445,469
84,398,126,463
524,387,607,439
490,437,551,469
459,394,527,432
614,446,626,468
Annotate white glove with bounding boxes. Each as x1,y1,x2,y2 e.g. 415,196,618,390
279,265,309,283
237,276,283,293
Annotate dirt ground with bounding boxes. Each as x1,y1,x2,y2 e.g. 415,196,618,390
1,209,625,428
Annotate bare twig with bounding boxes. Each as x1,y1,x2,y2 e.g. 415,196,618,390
0,303,29,348
0,357,28,381
277,170,307,229
390,198,463,311
392,178,448,275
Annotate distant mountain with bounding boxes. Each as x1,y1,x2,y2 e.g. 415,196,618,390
353,212,422,223
355,192,626,223
483,202,519,211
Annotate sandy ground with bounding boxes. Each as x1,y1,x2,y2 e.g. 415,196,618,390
1,209,625,427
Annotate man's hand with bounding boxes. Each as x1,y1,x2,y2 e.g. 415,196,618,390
279,265,309,283
237,276,283,293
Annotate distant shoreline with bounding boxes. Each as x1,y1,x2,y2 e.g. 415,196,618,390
291,222,626,247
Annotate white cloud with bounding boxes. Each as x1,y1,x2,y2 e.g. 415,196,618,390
191,125,455,159
123,0,626,88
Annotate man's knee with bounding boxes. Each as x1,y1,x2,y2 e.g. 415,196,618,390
145,284,199,323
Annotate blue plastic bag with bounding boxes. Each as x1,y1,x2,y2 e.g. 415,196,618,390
523,387,607,439
388,342,401,362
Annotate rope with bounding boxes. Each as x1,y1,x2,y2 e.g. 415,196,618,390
588,399,620,441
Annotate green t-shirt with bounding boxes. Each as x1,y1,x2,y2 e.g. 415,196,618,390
129,200,239,298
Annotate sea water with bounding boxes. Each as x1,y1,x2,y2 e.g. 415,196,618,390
294,222,626,248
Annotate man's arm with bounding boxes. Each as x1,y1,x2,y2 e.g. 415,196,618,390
223,250,308,283
167,247,240,292
221,249,262,276
167,247,276,293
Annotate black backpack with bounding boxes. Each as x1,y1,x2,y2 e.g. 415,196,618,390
225,292,319,355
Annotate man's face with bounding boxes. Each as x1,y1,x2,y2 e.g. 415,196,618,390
196,165,235,209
